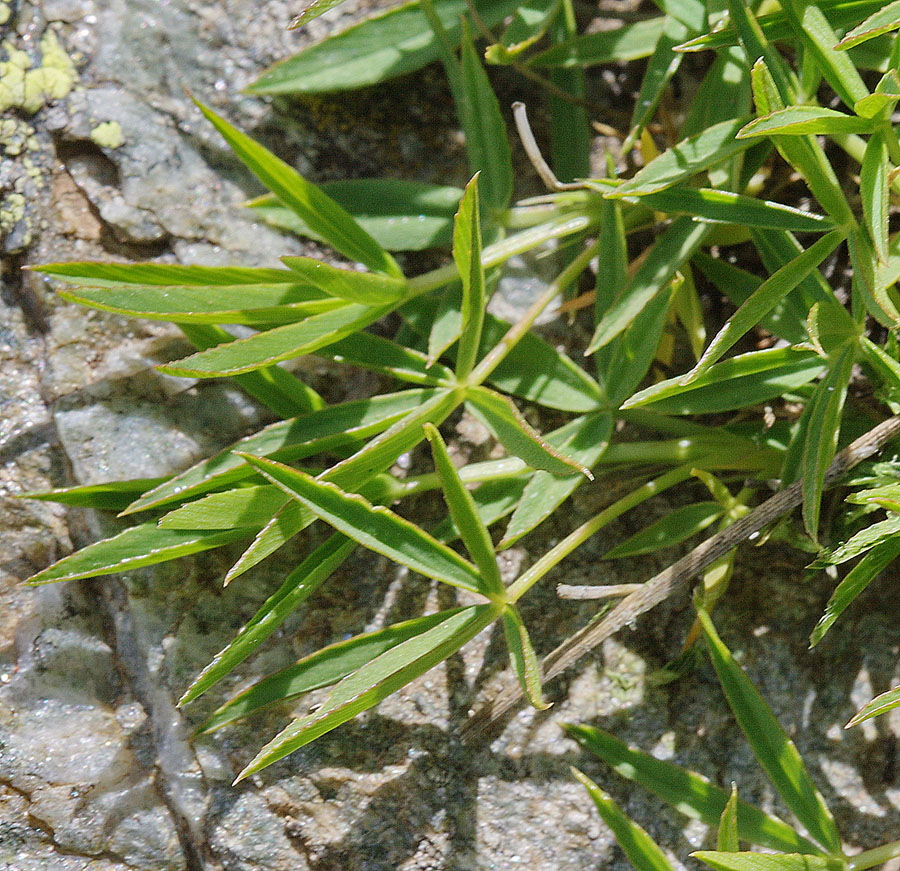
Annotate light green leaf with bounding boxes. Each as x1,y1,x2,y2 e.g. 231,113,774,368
248,180,462,252
847,683,900,728
158,485,289,529
571,767,676,871
624,348,827,415
237,454,485,593
849,226,900,328
23,478,168,511
612,118,753,196
854,69,900,118
502,605,550,710
718,784,740,853
432,476,528,543
485,0,560,63
810,514,900,567
693,853,843,871
178,533,356,706
697,608,842,855
529,17,665,67
453,174,487,379
427,284,463,365
280,257,408,304
57,283,339,326
683,230,844,383
194,100,399,277
288,0,346,28
836,0,900,49
738,106,874,137
566,724,820,854
123,389,436,514
248,0,522,94
602,502,724,559
323,331,455,386
810,535,900,646
502,412,612,546
423,423,503,595
31,262,299,287
657,0,707,32
196,609,466,732
157,302,389,378
861,131,890,260
587,217,710,352
466,386,591,478
235,603,497,780
27,523,248,585
223,501,316,586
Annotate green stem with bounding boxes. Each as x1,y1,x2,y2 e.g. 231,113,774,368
468,240,599,385
506,466,694,602
846,840,900,871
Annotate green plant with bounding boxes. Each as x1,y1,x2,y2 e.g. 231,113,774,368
568,602,900,871
22,0,900,788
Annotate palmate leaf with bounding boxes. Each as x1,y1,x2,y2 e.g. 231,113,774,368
566,725,821,854
178,532,357,706
237,454,486,593
423,424,503,595
249,0,523,94
453,174,487,379
193,99,400,278
571,768,676,871
124,389,437,514
697,608,842,855
234,602,499,781
247,179,463,252
196,608,468,733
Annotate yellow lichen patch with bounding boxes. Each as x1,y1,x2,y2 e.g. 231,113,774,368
0,3,10,26
90,121,123,149
0,42,30,112
1,192,26,232
1,30,78,114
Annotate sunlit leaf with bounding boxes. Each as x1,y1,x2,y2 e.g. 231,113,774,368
502,605,550,710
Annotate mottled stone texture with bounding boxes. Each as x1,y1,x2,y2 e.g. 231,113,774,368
2,2,900,870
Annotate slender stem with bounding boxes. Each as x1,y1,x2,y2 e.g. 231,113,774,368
391,456,529,499
846,839,900,871
506,466,693,602
469,240,599,385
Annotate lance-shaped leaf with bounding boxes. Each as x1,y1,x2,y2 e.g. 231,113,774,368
847,683,900,728
587,217,710,352
124,389,436,514
693,853,843,871
612,118,753,196
157,302,390,378
194,100,399,278
502,605,549,710
424,423,503,595
432,476,528,543
196,609,468,732
27,523,248,585
453,175,487,379
529,17,664,67
288,0,346,28
158,485,290,529
810,515,900,567
738,106,874,137
323,332,455,386
502,412,612,546
571,768,676,871
849,227,900,328
223,501,316,586
781,0,869,108
237,454,485,593
682,230,844,383
32,261,300,287
697,608,842,855
718,785,740,852
854,69,900,118
836,0,900,49
466,386,591,478
566,725,820,854
627,187,834,233
485,0,560,63
24,478,169,511
249,0,522,94
802,348,853,538
810,536,900,646
235,603,498,780
248,179,462,252
624,348,827,415
457,24,514,214
602,502,724,559
178,533,356,707
281,257,408,304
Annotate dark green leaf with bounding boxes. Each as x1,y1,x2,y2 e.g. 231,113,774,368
603,502,724,559
453,174,487,378
693,853,842,871
718,785,740,852
23,478,168,511
530,18,665,67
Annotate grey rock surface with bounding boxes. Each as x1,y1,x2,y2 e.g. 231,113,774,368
2,1,900,870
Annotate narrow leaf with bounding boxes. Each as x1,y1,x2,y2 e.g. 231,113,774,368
693,853,842,871
194,99,399,277
836,0,900,50
324,331,455,386
846,684,900,728
811,514,900,567
718,785,740,852
529,18,665,67
281,257,407,304
502,605,550,710
23,478,168,511
158,485,289,529
32,262,298,286
697,607,842,855
738,106,874,137
453,174,487,378
571,767,676,871
602,502,724,559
